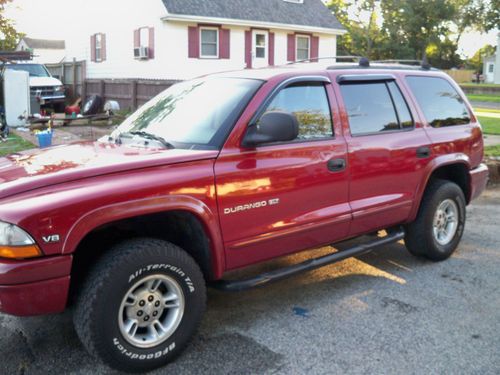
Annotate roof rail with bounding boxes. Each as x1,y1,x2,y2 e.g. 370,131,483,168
372,59,432,70
286,55,364,65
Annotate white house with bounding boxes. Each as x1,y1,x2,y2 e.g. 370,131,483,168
65,0,345,80
15,37,66,64
483,33,500,84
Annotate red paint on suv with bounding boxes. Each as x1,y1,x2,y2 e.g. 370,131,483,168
0,62,488,372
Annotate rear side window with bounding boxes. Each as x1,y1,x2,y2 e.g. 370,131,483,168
406,76,470,127
339,81,413,135
263,82,333,141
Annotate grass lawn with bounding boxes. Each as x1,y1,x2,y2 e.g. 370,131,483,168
0,133,35,157
475,108,500,114
485,145,500,157
461,83,500,89
478,116,500,135
467,94,500,103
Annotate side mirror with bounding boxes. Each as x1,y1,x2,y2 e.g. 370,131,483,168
243,111,299,147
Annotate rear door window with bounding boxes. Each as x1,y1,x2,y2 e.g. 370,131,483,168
339,81,413,136
406,76,470,127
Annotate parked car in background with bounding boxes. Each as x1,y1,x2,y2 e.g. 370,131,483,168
5,63,66,112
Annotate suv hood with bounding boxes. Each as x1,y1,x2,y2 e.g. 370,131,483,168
0,142,218,199
30,76,63,87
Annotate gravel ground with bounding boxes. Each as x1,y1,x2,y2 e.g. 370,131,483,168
1,188,499,375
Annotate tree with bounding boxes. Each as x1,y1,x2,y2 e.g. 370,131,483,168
0,0,22,50
466,44,496,72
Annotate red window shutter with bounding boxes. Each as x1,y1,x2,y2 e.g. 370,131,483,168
219,28,230,59
149,27,155,59
311,36,319,62
188,26,200,58
269,32,275,66
134,29,140,49
101,33,107,61
90,34,96,62
287,34,296,62
245,30,252,68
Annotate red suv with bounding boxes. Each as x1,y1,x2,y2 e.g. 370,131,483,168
0,60,488,372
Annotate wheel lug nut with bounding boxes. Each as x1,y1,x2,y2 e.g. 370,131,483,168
153,311,158,317
137,310,143,317
155,301,160,307
148,296,154,302
139,300,145,307
144,315,150,321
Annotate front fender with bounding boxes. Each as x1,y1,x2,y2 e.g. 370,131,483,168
62,194,226,279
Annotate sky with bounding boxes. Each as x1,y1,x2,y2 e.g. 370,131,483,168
4,0,499,58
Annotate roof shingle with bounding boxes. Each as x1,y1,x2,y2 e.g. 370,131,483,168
162,0,344,31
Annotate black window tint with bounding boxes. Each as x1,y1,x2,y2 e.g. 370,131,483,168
406,76,470,127
264,83,333,140
340,82,399,135
387,81,414,129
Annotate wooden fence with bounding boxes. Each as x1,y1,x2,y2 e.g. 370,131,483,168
83,79,179,110
46,60,86,101
443,69,475,84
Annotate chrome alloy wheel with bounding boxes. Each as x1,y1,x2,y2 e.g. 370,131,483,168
432,199,459,246
118,275,185,348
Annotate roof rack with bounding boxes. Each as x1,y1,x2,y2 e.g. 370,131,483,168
286,55,365,65
372,59,432,70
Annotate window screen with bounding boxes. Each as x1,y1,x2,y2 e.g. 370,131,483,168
262,83,333,141
406,76,470,127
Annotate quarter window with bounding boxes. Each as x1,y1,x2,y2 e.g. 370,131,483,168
340,81,413,135
200,28,218,58
406,76,470,127
296,36,310,61
262,82,333,141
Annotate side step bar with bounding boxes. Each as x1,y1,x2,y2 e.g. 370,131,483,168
210,228,405,292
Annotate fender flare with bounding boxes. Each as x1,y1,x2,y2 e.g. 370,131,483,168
408,153,471,222
62,195,225,279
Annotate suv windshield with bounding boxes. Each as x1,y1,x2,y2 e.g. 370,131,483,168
112,77,262,150
6,64,51,77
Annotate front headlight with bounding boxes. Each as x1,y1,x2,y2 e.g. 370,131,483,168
0,221,41,259
54,85,65,94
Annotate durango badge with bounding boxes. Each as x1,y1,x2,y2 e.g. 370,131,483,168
224,198,280,215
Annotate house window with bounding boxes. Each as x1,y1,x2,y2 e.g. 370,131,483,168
95,34,102,61
489,64,494,73
296,35,310,61
255,33,267,58
200,28,219,58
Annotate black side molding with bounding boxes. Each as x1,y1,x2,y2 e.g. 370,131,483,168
210,228,405,292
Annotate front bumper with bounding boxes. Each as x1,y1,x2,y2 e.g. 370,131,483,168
0,255,72,316
469,163,489,202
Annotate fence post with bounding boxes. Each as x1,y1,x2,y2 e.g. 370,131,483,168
99,80,105,100
80,60,87,102
72,58,77,100
131,80,138,110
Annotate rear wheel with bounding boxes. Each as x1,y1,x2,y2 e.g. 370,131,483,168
405,179,466,261
74,238,206,373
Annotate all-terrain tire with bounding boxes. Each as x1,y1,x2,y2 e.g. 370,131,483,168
73,238,206,373
405,179,466,261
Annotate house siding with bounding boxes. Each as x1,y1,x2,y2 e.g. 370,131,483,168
64,1,338,80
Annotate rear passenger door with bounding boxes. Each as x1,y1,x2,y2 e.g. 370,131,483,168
333,75,433,236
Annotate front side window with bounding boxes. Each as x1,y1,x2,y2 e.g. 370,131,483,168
296,36,310,61
262,82,333,141
200,28,218,58
406,76,470,127
112,78,262,149
340,81,413,135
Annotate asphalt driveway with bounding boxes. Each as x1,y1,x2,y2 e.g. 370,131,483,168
1,188,499,375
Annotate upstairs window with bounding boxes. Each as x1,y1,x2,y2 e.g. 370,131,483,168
200,27,219,58
340,81,414,136
134,27,155,59
406,76,470,127
90,33,106,62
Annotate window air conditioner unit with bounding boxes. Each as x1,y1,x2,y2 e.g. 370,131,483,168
134,46,149,59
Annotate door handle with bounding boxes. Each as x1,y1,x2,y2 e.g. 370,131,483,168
416,146,431,159
327,158,346,172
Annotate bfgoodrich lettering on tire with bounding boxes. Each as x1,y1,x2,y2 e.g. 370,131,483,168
405,179,466,261
73,238,206,373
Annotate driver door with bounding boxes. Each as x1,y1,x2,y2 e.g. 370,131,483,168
215,77,351,270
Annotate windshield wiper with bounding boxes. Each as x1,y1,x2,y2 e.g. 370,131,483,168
118,131,175,149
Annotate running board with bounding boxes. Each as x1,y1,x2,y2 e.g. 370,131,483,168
210,228,405,292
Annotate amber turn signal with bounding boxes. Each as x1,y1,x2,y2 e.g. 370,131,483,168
0,245,42,259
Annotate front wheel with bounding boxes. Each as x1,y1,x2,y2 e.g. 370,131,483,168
74,238,206,373
405,179,466,261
